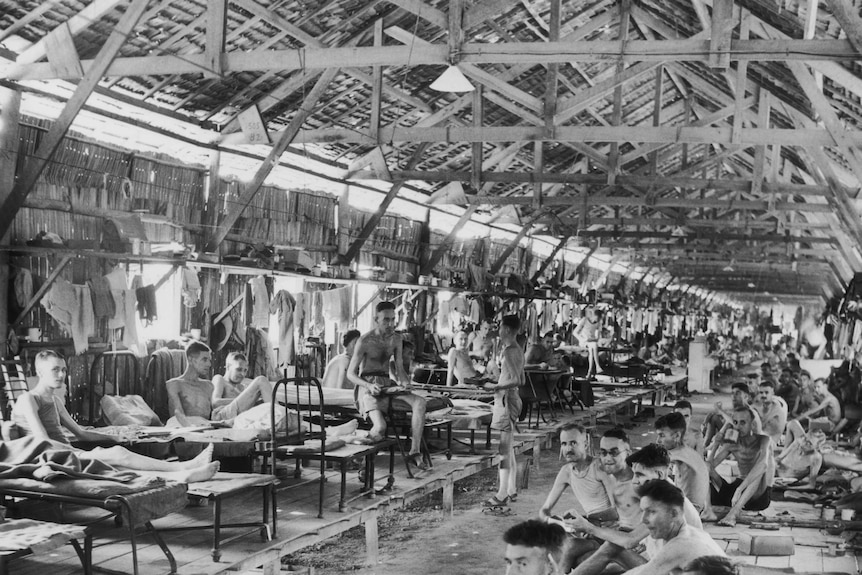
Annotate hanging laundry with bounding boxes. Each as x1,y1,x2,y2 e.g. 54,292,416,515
135,285,158,324
181,268,201,308
294,292,307,353
87,275,115,319
104,267,128,330
13,268,32,309
249,276,270,328
270,289,296,367
437,299,451,332
41,278,95,355
469,298,482,324
321,286,351,329
309,291,324,335
245,326,278,380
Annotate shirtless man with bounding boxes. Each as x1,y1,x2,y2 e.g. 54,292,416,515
566,444,705,575
210,352,273,421
625,480,726,575
753,380,788,446
166,341,215,425
575,309,604,378
468,320,495,362
785,378,842,444
709,406,775,526
348,301,427,469
321,329,360,389
776,429,825,489
447,330,481,386
540,423,616,573
704,382,759,453
654,413,715,520
673,400,705,455
11,350,219,483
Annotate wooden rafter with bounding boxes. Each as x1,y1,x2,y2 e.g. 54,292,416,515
0,0,149,239
205,67,340,251
530,235,569,283
420,206,478,276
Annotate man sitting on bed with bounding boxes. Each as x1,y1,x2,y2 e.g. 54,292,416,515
11,350,219,483
348,301,428,470
210,351,274,421
166,341,215,426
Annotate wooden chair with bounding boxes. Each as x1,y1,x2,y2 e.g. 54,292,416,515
0,357,31,423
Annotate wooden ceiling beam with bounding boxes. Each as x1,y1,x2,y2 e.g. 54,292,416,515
552,229,834,243
542,216,832,230
0,0,149,239
223,123,862,148
468,194,834,212
6,38,861,81
204,0,227,79
205,67,340,251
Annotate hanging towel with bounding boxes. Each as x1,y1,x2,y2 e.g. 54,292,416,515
249,276,270,328
104,268,128,330
41,278,94,355
294,292,307,354
87,276,115,319
321,286,352,329
269,289,296,368
181,269,201,308
245,326,278,380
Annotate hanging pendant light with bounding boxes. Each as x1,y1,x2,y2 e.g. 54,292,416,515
430,65,475,92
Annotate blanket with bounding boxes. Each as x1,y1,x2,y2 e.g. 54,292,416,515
0,436,152,484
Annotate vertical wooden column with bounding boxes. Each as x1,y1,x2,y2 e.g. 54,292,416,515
0,87,21,353
365,509,380,566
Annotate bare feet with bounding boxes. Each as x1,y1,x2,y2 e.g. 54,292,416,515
183,443,214,469
700,508,719,522
717,511,738,526
183,461,220,483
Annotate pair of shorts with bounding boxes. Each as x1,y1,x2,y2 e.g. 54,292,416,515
358,374,399,416
491,390,522,431
710,477,772,510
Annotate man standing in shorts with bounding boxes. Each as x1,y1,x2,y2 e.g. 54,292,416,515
210,352,274,421
348,301,427,469
483,314,525,507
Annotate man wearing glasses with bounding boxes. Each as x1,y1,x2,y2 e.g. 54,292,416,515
753,380,788,446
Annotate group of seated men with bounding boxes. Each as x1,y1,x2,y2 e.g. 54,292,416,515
515,354,862,575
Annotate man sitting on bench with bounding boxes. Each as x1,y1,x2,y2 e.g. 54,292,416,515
348,301,427,470
11,350,219,483
166,341,216,426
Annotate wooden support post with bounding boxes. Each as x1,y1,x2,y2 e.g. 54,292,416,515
0,0,150,239
153,265,180,291
13,256,72,327
544,0,561,136
471,86,484,190
0,87,21,353
442,475,455,516
824,0,862,53
752,88,769,196
607,0,630,186
533,140,543,208
203,149,221,251
709,0,735,68
369,19,384,140
338,143,430,265
731,14,749,145
531,235,569,284
365,510,379,567
206,67,340,251
205,0,227,78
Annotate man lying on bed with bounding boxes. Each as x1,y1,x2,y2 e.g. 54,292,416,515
11,350,219,483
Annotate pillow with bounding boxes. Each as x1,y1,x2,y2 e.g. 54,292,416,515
100,395,161,426
232,402,304,433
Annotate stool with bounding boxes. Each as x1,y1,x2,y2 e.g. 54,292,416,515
322,440,397,511
158,472,277,562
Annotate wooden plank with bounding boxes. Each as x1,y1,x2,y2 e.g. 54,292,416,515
205,67,340,251
489,220,536,275
530,235,569,283
364,510,379,566
44,22,83,79
650,65,664,175
533,140,543,208
709,0,735,68
0,0,63,43
544,0,561,136
824,0,862,54
471,86,484,190
731,15,750,144
336,143,429,265
369,19,384,140
0,87,20,353
0,0,150,240
752,88,769,196
205,0,228,78
12,256,72,327
607,0,631,185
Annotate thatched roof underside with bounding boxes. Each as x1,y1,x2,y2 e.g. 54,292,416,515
3,0,862,305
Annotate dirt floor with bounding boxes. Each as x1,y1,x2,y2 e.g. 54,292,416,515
282,383,731,575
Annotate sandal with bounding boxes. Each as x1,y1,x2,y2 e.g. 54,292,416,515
407,453,429,471
484,495,509,507
507,493,518,502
